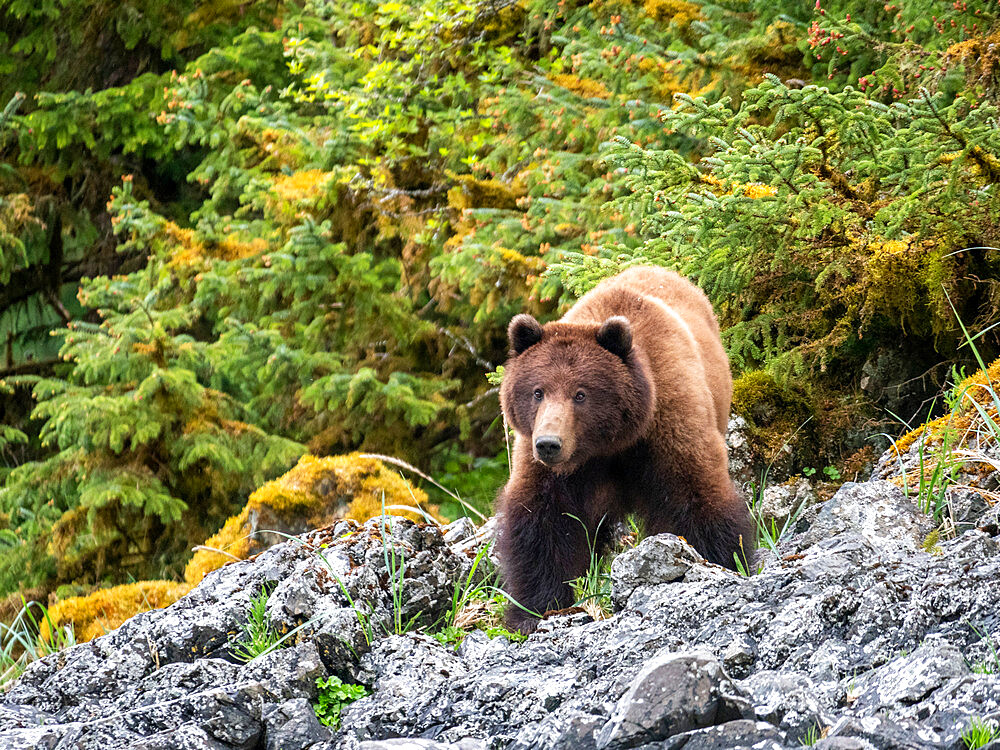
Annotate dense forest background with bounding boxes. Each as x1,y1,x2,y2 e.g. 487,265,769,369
1,0,999,616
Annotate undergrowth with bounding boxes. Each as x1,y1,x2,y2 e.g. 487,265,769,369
230,587,281,663
961,718,1000,750
0,598,76,688
314,676,369,729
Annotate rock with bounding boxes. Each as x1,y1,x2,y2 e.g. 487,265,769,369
654,719,787,749
780,480,933,558
726,416,757,487
823,715,949,749
849,638,969,712
610,535,725,610
741,669,833,738
721,635,758,679
757,479,818,532
3,473,1000,750
812,737,876,749
594,651,750,749
262,698,331,749
358,740,486,750
443,517,477,545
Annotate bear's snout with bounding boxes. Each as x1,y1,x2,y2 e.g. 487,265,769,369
534,435,563,463
531,398,576,466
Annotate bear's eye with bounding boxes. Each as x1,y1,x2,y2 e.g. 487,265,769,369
574,390,586,403
533,388,544,401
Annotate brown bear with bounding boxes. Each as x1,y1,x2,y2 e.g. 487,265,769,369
495,265,753,632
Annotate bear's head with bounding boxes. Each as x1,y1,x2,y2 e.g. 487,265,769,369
499,314,656,473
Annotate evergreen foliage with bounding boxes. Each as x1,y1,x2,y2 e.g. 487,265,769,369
0,0,998,601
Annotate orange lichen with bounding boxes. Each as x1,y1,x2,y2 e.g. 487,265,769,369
43,581,191,643
550,73,611,100
162,220,267,268
944,31,1000,87
701,174,777,199
184,452,445,585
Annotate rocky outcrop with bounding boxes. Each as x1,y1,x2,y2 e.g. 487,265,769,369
2,467,999,749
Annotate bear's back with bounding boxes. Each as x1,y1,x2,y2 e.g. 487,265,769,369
562,266,731,435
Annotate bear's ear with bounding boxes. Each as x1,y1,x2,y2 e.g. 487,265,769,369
596,316,633,359
509,314,544,355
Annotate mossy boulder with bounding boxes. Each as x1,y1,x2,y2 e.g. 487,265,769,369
184,452,445,585
730,370,816,480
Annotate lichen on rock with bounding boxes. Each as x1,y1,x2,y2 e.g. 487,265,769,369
184,452,444,585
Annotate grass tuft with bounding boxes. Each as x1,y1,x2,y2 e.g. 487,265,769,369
0,598,76,688
961,718,999,750
230,587,281,663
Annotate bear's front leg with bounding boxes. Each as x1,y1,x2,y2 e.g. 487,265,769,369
496,478,590,634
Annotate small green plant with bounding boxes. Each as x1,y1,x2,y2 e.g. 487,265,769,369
314,675,370,729
968,622,1000,675
822,465,842,482
961,718,1000,750
566,513,613,621
432,625,467,650
230,587,281,663
736,473,811,576
921,530,943,556
0,598,76,686
432,541,498,643
379,510,421,637
484,625,527,643
801,724,822,746
801,466,817,477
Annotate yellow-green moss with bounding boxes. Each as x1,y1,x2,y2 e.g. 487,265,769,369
184,452,445,586
44,580,191,643
446,173,525,211
732,370,784,418
731,369,817,465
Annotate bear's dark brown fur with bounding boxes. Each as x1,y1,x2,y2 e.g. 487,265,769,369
496,266,753,632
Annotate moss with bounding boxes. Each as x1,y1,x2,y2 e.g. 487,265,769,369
446,172,525,211
732,370,786,421
639,0,701,28
892,358,1000,454
184,452,445,585
731,369,817,469
43,580,191,643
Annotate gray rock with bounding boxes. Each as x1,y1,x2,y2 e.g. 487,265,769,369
781,481,933,558
610,535,730,610
239,641,326,701
727,416,758,488
2,476,999,750
850,638,969,712
594,651,750,749
742,670,833,738
813,737,877,749
824,714,950,749
757,479,817,532
359,740,485,750
443,517,478,545
655,719,787,749
262,698,331,749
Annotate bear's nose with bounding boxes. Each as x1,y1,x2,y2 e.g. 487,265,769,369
534,435,563,463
